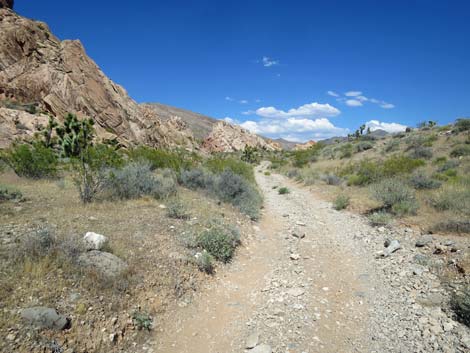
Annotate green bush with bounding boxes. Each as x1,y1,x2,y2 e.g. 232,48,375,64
322,174,342,185
437,159,460,172
333,194,350,210
429,184,470,215
104,162,177,200
0,185,23,202
2,142,58,178
205,157,255,183
264,171,271,176
299,167,320,185
409,172,442,189
213,170,262,220
128,146,196,173
355,141,374,153
368,211,393,226
370,178,418,215
384,140,400,153
197,223,240,263
450,145,470,158
432,220,470,234
348,160,382,185
286,168,300,179
409,146,433,159
290,144,324,167
453,118,470,133
180,168,213,189
166,199,190,219
278,187,289,195
132,310,152,331
382,156,425,177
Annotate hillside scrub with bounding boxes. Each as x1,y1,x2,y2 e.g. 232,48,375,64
204,156,255,183
127,146,197,173
370,178,418,216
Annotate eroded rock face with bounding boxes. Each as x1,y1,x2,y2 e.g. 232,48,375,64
0,0,13,9
0,107,49,148
202,121,280,152
294,140,316,151
0,9,195,149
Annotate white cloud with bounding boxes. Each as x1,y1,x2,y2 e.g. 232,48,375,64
380,103,395,109
255,99,262,103
327,90,340,97
365,120,407,133
255,102,340,119
239,99,248,104
225,96,234,101
345,99,363,107
242,110,255,115
223,117,237,124
262,56,279,67
345,91,363,97
239,117,348,141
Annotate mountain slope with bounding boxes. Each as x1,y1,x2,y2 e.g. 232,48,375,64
142,103,219,141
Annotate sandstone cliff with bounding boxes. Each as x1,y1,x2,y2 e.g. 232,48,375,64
202,121,281,152
0,9,195,149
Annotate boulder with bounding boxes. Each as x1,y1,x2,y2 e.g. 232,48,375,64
251,344,272,353
78,251,128,278
20,307,70,330
83,231,108,251
415,234,433,247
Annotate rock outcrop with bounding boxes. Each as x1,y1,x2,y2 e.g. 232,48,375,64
202,121,280,152
0,0,13,9
294,140,316,150
0,107,49,148
0,9,195,149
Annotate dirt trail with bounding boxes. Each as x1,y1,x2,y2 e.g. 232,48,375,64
152,163,469,353
154,163,375,353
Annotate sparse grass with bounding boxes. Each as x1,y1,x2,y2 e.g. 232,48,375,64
431,220,470,234
409,172,442,190
0,184,23,202
450,145,470,158
368,211,393,226
428,183,470,215
166,198,190,219
370,178,418,215
333,194,350,210
278,187,290,195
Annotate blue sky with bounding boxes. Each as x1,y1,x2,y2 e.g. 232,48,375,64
17,0,470,141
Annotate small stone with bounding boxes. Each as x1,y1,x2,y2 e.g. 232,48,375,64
109,333,118,343
415,235,433,247
290,253,300,261
20,307,70,330
287,287,305,297
382,240,401,257
83,232,108,251
246,332,259,349
6,333,16,341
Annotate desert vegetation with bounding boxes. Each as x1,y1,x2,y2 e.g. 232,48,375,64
266,118,470,234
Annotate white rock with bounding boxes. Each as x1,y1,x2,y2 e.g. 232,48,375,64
251,344,272,353
83,232,108,251
246,331,259,349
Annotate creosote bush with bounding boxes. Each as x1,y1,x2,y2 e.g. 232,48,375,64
450,145,470,158
409,172,442,190
368,211,393,226
195,251,214,274
180,168,212,189
127,146,196,173
429,184,470,215
166,199,190,219
370,178,418,215
0,185,23,202
197,223,240,263
2,142,58,178
322,174,342,185
278,187,289,195
333,194,350,210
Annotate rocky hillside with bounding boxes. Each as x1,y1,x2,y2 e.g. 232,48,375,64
202,121,281,152
0,8,197,150
142,103,219,141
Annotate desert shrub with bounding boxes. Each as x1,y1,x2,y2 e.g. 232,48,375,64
197,223,240,263
355,141,374,153
431,220,470,234
2,142,58,178
368,211,393,226
195,251,214,274
429,184,470,215
0,185,23,202
264,171,271,176
371,178,418,215
348,160,382,185
451,286,470,327
205,157,255,183
104,162,177,200
278,187,289,195
213,170,262,220
128,146,195,173
300,167,320,185
384,140,400,153
333,194,350,210
450,145,470,158
382,155,425,177
409,172,442,189
453,118,470,133
286,168,300,179
291,144,324,167
437,159,460,172
409,146,433,159
180,168,213,189
15,226,56,261
322,173,342,186
132,310,152,331
338,143,353,159
166,199,190,219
